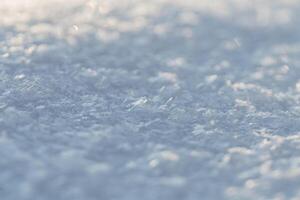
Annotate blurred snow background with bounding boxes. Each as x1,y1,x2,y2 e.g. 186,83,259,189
1,0,300,199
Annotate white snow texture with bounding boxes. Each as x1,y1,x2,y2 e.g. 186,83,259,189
1,0,300,199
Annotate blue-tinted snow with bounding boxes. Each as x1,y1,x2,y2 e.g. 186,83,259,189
1,0,300,199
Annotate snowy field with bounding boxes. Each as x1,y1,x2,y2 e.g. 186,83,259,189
1,0,300,199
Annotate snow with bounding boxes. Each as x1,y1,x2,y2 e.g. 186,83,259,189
1,0,300,199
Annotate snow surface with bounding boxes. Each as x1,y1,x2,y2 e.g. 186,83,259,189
1,0,300,199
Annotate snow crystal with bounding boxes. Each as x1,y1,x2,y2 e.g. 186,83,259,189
1,0,300,199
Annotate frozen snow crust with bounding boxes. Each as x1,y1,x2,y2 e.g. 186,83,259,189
1,0,300,199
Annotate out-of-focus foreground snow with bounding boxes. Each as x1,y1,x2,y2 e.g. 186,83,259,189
1,0,300,199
